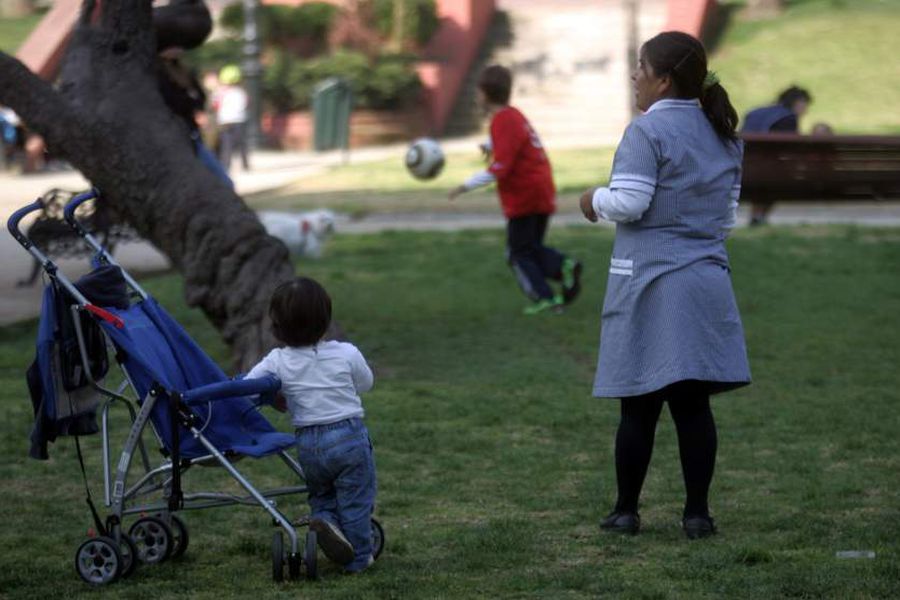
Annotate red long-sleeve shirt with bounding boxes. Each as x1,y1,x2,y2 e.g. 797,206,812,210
487,106,556,218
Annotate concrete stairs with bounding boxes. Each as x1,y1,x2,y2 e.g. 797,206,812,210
444,0,669,147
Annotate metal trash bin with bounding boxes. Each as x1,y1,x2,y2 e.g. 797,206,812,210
312,77,353,152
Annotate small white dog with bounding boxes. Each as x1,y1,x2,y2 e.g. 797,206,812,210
258,210,336,258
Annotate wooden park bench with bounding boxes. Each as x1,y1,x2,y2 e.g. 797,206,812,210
740,133,900,202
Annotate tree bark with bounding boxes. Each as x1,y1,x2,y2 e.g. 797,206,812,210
0,0,295,370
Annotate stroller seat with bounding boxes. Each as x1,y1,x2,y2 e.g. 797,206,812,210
99,296,294,460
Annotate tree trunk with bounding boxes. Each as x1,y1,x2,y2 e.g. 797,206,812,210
0,0,295,370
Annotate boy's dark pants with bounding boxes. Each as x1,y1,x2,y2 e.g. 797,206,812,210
506,213,564,301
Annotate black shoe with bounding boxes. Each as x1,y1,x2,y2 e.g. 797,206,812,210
600,510,640,535
310,518,355,565
561,259,583,305
682,515,717,540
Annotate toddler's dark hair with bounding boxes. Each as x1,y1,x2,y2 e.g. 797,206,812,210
269,277,332,347
478,64,513,105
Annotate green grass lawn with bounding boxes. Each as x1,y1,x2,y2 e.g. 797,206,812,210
711,0,900,134
1,225,898,599
0,13,42,54
248,146,615,217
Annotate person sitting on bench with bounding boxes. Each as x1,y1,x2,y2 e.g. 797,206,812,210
741,86,812,226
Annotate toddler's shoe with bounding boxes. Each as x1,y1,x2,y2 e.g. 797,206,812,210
600,510,640,535
310,517,355,565
344,555,375,575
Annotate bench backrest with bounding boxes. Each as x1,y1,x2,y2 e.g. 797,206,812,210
741,133,900,201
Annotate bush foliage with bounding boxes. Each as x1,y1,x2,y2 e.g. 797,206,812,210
189,0,436,114
372,0,440,46
263,50,421,112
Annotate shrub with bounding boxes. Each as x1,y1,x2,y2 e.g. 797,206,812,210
185,38,243,75
372,0,439,46
220,2,338,46
365,54,422,109
261,49,422,112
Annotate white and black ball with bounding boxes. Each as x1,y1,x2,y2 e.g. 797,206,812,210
405,137,445,180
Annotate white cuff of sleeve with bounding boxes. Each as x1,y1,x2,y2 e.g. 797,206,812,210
592,188,611,221
463,170,496,191
592,186,653,223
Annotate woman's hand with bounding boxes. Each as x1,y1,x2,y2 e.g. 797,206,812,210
580,188,599,222
448,185,467,201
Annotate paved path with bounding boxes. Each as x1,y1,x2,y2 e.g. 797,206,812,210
3,146,900,326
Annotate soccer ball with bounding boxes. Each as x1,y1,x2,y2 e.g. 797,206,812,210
405,137,445,180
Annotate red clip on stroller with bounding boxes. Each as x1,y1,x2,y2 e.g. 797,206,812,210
8,190,383,585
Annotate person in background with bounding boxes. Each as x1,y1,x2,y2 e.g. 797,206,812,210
213,65,250,174
156,48,232,186
152,0,232,185
200,70,222,155
811,122,834,136
449,65,582,315
0,107,20,171
741,86,812,226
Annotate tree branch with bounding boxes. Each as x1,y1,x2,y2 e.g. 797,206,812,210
0,51,94,162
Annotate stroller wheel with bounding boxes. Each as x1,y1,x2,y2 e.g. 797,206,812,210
129,516,173,564
271,530,284,582
75,536,122,585
304,530,318,581
371,518,385,560
168,514,190,559
288,552,301,580
117,533,139,578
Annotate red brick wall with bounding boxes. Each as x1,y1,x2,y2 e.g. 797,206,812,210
664,0,716,37
416,0,496,134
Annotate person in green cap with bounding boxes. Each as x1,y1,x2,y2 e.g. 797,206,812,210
212,64,250,173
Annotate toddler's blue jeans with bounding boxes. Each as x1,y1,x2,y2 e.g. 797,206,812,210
296,417,376,572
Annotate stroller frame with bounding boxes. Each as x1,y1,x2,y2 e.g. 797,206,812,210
8,190,342,584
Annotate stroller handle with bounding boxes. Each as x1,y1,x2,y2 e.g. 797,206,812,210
63,188,99,231
60,187,150,300
7,198,45,249
181,375,282,406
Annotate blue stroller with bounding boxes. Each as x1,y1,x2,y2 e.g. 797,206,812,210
8,190,384,585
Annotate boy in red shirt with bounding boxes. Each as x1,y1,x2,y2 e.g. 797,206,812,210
450,65,582,314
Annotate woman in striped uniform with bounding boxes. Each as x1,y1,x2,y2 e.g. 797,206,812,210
579,31,751,539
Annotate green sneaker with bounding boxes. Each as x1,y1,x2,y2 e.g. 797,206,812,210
523,296,564,315
561,258,583,305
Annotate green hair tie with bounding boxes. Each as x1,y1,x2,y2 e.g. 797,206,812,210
703,71,720,91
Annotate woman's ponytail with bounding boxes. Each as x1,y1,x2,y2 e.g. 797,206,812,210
701,80,739,142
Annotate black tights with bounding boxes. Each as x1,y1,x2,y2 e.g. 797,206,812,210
613,380,717,518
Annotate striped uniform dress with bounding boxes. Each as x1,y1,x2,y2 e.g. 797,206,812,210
593,99,752,398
